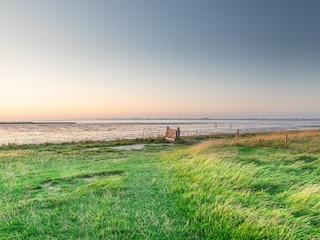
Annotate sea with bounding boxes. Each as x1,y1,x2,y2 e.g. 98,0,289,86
1,118,320,145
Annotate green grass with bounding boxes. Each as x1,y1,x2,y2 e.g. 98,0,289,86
0,141,188,239
1,131,319,239
163,143,319,239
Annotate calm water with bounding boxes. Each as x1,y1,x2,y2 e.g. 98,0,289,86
1,119,320,145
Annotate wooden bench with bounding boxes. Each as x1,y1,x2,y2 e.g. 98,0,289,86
165,126,180,142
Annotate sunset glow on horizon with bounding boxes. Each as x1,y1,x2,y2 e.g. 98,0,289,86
1,1,320,121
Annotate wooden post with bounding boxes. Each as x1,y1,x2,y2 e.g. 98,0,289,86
285,134,288,145
176,127,180,141
234,129,239,142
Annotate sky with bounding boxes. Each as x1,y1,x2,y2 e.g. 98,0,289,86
1,0,320,121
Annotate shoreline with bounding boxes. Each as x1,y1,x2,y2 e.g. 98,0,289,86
1,128,320,148
1,119,320,146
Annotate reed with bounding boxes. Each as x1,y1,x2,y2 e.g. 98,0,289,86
237,129,320,152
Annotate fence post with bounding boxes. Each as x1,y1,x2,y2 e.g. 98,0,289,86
234,129,239,142
175,127,180,141
285,134,288,145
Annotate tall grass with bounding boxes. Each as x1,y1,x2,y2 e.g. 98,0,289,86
238,129,320,152
162,130,320,239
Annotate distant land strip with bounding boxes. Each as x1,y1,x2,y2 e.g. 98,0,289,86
0,122,77,125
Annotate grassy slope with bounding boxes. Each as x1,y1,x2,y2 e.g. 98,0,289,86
162,130,320,239
1,130,320,239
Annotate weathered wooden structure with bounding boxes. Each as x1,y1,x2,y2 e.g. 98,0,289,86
165,126,180,142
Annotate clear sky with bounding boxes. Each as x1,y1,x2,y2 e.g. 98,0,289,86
1,0,320,121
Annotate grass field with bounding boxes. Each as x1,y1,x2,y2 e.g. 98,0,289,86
0,130,319,239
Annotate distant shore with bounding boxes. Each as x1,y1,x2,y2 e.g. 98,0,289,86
0,122,77,125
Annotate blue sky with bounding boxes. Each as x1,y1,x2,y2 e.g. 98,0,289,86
1,0,319,120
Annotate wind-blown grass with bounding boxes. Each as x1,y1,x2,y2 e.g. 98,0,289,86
0,130,319,239
239,129,320,152
162,130,320,239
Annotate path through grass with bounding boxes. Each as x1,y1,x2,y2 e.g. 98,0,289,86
0,142,189,239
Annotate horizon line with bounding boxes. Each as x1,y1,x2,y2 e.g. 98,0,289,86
1,117,320,124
